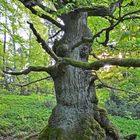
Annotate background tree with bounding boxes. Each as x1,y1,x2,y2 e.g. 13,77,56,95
2,0,140,139
0,0,53,95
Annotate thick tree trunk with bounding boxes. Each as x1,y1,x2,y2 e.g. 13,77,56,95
38,12,120,140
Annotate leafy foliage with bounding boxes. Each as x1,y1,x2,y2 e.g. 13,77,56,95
105,92,140,119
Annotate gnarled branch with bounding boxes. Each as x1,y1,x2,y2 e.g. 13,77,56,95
64,57,140,70
93,9,140,46
71,17,133,49
71,0,124,17
73,6,111,17
3,66,53,75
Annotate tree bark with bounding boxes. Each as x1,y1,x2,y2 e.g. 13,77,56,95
38,12,121,140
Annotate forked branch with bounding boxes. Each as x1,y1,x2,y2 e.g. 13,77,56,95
71,9,140,49
93,9,140,46
19,0,64,29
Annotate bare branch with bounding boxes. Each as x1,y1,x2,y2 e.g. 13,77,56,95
100,29,111,47
49,29,62,39
37,3,56,14
123,15,140,20
74,6,111,17
28,7,63,29
71,0,124,17
97,83,138,94
15,76,52,87
93,9,140,46
96,74,138,94
72,10,140,50
19,0,64,29
121,9,140,18
3,66,53,75
27,22,59,61
64,57,140,70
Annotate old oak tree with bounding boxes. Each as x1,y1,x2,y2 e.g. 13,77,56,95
4,0,140,140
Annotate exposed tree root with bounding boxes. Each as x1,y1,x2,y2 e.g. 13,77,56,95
22,132,39,140
94,107,120,140
124,134,137,140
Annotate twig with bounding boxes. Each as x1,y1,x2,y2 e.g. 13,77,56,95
49,30,62,39
16,76,52,87
37,3,56,14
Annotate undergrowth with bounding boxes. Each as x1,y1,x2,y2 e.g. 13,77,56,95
0,94,139,139
0,94,55,138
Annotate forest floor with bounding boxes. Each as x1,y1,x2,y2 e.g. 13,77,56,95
0,94,140,140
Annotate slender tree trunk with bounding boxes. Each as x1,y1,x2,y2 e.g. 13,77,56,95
9,18,17,89
2,15,10,90
38,12,120,140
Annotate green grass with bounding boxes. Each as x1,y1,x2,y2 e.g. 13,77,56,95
0,94,55,138
0,94,140,139
111,116,140,140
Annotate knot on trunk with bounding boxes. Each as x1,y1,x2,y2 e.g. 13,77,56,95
53,40,69,57
80,45,92,59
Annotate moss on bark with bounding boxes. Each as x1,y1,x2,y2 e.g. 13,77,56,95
38,116,107,140
77,117,106,140
38,126,65,140
94,107,120,140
